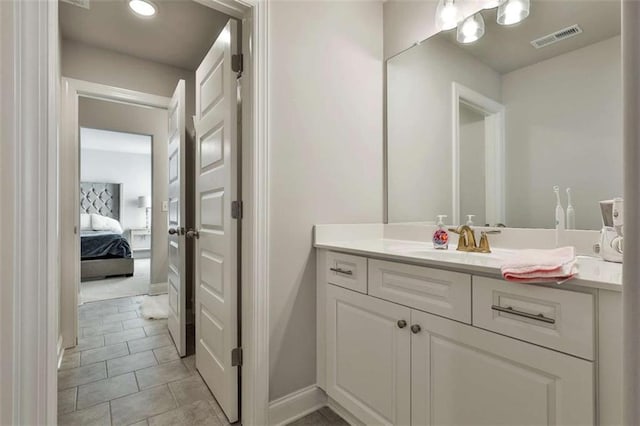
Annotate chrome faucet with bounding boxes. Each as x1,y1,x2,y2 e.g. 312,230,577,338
448,225,500,253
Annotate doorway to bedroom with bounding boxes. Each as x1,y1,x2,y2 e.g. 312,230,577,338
57,0,248,421
79,128,153,304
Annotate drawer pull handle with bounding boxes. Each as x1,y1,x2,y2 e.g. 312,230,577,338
330,267,353,276
397,320,407,329
491,305,555,324
410,324,422,334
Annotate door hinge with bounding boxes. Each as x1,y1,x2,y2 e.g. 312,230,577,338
231,200,243,219
231,347,243,367
231,54,243,74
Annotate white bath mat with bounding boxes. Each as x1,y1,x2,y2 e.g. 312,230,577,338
140,294,169,319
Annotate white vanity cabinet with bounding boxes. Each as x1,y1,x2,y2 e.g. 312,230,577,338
318,249,603,426
411,309,593,426
326,284,411,425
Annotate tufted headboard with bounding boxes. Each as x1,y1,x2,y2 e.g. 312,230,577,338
80,182,122,220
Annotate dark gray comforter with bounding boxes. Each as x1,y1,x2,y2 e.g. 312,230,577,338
80,231,132,260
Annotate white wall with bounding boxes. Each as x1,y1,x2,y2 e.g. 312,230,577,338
62,39,196,134
268,1,384,401
503,36,622,230
387,37,501,223
80,146,151,230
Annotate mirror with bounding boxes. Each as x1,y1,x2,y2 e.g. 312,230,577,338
386,0,621,230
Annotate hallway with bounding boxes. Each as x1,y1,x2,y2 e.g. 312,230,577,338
57,296,230,425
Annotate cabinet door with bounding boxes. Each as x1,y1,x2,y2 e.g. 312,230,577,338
326,284,411,425
411,309,594,426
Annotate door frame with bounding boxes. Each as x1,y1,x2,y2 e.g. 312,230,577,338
59,77,172,352
451,82,506,226
1,0,270,425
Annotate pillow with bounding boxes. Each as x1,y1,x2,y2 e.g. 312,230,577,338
80,213,91,230
90,213,123,234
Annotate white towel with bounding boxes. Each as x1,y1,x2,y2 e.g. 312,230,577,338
501,246,577,284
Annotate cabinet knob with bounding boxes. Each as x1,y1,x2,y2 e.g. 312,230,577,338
410,324,422,334
397,320,407,329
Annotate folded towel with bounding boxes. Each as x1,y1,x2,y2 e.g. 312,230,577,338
501,247,577,284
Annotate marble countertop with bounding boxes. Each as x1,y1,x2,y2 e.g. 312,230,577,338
314,238,623,292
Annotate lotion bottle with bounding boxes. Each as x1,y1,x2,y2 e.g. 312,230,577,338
433,215,449,250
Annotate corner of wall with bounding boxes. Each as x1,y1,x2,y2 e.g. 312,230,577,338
268,385,327,426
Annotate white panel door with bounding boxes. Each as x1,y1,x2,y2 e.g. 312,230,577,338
326,284,411,426
167,79,187,356
194,20,240,423
411,309,594,426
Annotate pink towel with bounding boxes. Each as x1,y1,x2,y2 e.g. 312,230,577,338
501,247,577,284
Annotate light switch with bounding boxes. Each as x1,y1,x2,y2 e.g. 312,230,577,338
161,201,169,212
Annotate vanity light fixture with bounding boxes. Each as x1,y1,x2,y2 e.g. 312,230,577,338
497,0,530,25
457,13,485,44
435,0,462,31
128,0,157,17
483,0,502,9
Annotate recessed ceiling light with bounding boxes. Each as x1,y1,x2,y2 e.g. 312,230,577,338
128,0,157,17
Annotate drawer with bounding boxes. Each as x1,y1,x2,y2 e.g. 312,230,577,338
368,259,471,323
325,251,367,294
473,277,594,360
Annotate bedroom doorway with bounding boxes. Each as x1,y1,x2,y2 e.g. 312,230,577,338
79,128,153,304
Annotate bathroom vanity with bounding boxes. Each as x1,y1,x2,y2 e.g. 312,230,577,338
314,224,622,426
314,1,624,424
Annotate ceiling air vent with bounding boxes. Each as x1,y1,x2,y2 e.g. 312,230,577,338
530,25,583,49
61,0,90,10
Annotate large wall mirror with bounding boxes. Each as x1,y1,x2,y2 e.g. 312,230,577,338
386,0,621,230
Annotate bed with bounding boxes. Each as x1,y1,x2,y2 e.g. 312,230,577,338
80,182,134,280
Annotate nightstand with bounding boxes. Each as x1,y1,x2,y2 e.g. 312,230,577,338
128,228,151,258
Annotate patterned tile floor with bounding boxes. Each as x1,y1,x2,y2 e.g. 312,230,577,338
58,295,231,426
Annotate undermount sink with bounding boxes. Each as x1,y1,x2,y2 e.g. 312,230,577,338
387,241,516,260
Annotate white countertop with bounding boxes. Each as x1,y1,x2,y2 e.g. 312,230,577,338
315,238,623,292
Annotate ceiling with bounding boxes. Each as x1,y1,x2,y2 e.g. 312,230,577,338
81,127,152,155
439,0,621,74
60,0,231,70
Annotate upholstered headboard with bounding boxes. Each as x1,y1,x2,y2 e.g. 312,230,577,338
80,182,122,220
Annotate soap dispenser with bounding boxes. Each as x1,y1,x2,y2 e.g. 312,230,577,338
466,215,475,227
433,215,449,250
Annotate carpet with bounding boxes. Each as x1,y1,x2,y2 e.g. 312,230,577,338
80,258,150,304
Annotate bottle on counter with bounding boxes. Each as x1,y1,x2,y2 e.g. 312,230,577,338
433,215,449,250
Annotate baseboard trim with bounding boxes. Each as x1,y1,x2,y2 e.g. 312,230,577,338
268,385,327,426
327,397,363,426
57,335,65,369
148,281,168,295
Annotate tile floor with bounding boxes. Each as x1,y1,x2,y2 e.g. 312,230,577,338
286,408,349,426
58,295,230,426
